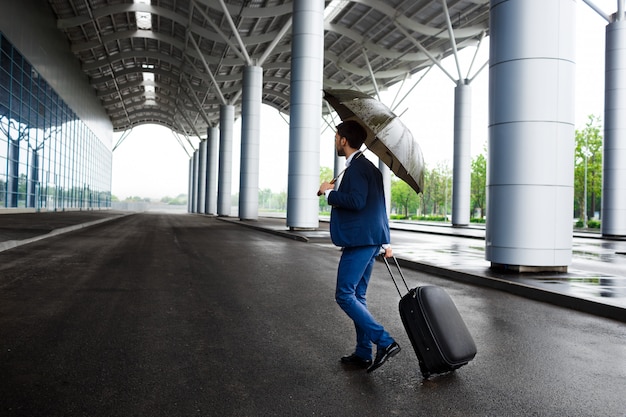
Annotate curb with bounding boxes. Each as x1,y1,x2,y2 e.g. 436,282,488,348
391,257,626,324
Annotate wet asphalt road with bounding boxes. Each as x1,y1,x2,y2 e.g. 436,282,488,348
0,213,624,416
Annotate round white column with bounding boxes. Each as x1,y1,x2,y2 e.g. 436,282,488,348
197,139,207,214
602,19,626,237
452,81,472,226
487,0,575,270
206,126,219,215
286,0,324,229
239,65,262,220
217,104,234,216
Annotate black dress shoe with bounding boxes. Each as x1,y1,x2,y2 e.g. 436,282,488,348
340,353,372,368
366,342,401,373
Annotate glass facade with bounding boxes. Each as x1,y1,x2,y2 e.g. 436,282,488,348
0,33,111,210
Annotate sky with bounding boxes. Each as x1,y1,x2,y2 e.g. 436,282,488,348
111,1,615,200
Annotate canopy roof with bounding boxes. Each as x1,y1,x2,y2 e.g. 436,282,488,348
46,0,489,135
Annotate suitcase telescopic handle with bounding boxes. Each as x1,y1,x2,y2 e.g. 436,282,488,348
379,254,410,298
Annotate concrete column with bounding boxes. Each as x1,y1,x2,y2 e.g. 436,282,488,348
239,65,262,220
601,19,626,237
188,158,193,213
191,149,199,213
452,81,471,226
286,0,324,229
486,0,575,271
218,104,234,216
197,140,207,214
206,126,219,215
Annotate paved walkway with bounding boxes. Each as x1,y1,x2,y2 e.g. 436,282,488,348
1,210,624,322
0,210,624,416
220,215,626,323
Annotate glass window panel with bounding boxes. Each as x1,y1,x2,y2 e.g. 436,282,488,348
0,36,111,209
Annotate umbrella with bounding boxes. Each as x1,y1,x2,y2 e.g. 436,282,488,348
323,89,424,194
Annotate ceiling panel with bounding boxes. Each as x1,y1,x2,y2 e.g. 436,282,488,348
46,0,489,134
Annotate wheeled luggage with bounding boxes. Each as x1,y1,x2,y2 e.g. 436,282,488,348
381,255,477,378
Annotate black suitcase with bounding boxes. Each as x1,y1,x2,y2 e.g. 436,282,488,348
381,255,477,378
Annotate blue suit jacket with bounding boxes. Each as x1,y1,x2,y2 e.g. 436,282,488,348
328,153,390,248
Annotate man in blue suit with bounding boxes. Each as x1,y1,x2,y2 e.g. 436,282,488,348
318,120,401,373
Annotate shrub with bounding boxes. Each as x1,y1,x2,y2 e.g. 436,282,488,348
389,214,406,220
588,219,601,229
574,219,601,229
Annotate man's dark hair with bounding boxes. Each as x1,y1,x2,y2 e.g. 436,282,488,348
336,120,367,149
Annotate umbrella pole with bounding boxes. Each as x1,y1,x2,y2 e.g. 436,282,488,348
317,152,365,196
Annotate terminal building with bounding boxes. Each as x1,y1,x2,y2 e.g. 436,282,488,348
0,24,112,211
1,0,626,272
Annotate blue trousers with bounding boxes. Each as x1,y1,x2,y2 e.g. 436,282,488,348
335,245,394,360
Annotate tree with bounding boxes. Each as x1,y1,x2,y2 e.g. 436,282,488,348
319,166,333,212
259,188,273,209
258,188,286,211
470,152,487,218
125,196,150,203
274,190,287,211
161,194,188,205
574,115,603,224
421,162,452,217
390,178,419,217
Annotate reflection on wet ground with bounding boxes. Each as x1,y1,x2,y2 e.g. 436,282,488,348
2,212,624,320
386,221,626,311
244,216,626,314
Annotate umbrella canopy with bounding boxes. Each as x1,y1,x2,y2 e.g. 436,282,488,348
323,89,424,194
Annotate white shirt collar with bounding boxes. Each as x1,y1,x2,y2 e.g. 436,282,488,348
345,151,361,167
